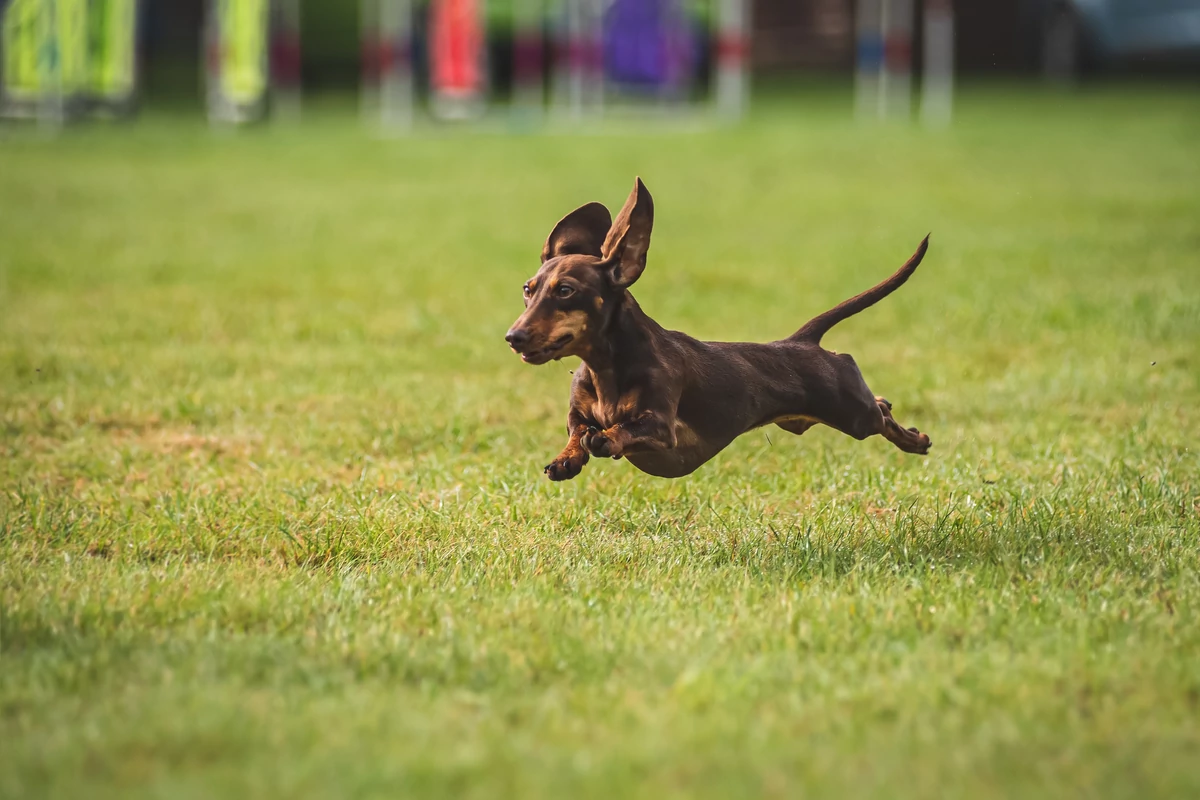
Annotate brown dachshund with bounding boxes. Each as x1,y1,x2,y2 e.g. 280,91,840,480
506,177,931,481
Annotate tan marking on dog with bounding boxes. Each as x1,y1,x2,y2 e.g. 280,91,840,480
771,414,820,426
673,419,702,448
594,296,604,310
615,389,642,418
547,309,589,342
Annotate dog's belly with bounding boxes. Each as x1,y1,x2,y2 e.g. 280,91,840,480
626,419,732,478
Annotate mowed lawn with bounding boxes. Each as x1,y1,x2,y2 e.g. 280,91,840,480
1,86,1198,798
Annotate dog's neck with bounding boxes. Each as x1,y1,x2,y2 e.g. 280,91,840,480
579,291,659,383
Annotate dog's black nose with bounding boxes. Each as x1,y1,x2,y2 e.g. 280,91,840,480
505,329,530,349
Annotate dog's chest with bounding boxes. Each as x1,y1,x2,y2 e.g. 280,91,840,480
589,395,641,430
626,421,718,478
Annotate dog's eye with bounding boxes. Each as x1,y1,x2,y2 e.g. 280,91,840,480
522,284,532,298
555,285,575,298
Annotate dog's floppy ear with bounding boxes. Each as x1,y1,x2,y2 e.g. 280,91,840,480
542,202,613,262
600,177,654,288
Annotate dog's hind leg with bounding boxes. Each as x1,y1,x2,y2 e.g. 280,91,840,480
875,397,931,455
799,351,931,455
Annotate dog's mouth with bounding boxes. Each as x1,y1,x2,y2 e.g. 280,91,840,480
518,334,574,364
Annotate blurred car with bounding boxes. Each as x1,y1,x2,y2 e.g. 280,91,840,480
1023,0,1200,76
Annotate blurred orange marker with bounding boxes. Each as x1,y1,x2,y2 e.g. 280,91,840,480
430,0,486,120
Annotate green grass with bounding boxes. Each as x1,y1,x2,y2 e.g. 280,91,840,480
2,85,1199,799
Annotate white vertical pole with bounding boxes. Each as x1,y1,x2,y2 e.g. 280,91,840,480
206,0,272,126
273,0,302,120
380,0,414,129
714,0,749,121
880,0,912,120
549,0,566,118
920,0,953,127
40,0,66,129
583,0,602,118
360,0,378,121
203,0,224,124
551,0,602,123
511,0,543,122
854,0,882,121
553,0,584,120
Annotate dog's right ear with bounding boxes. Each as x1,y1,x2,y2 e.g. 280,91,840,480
542,202,613,262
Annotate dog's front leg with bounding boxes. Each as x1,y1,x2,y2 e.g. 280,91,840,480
544,409,593,481
582,410,677,460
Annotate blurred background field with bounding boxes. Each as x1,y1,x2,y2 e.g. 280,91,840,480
2,1,1200,798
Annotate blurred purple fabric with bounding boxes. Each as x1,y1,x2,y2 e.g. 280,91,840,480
603,0,696,90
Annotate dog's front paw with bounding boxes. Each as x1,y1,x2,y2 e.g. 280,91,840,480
582,428,622,459
544,453,587,481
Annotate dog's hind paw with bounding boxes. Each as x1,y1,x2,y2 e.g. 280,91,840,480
545,455,586,481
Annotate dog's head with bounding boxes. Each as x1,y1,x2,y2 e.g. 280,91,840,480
506,177,654,365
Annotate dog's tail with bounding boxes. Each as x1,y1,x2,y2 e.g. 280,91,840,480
789,235,929,345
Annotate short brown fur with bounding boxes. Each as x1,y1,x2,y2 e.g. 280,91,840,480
505,178,932,481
